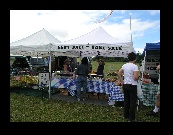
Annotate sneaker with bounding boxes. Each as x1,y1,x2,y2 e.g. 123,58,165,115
128,120,137,122
77,98,80,101
146,111,159,117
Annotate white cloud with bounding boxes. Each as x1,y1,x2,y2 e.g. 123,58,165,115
10,10,160,53
148,10,160,15
135,48,144,54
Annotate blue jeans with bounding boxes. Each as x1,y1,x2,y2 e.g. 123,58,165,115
76,75,87,99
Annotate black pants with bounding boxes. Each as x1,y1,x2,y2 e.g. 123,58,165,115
123,84,137,121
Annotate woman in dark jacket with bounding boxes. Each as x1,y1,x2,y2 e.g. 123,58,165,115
96,59,105,78
75,57,89,101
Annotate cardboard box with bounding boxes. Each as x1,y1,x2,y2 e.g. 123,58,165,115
98,93,109,99
87,92,98,99
52,88,60,94
60,89,69,96
92,95,99,99
93,92,98,96
87,92,92,98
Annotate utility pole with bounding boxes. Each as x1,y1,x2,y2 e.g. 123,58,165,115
130,15,133,52
130,15,132,42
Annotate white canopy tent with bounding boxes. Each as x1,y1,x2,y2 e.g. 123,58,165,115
10,27,134,58
10,28,62,56
54,26,134,58
10,28,80,58
10,28,63,99
10,27,134,99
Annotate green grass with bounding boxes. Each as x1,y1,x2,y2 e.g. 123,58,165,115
10,57,15,65
92,61,140,78
10,92,160,122
92,61,126,73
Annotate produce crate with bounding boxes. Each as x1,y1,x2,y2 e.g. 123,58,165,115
141,84,159,106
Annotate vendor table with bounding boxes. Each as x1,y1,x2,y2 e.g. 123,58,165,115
51,78,124,104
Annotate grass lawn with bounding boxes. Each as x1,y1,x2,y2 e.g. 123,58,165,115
10,92,160,122
92,61,126,73
91,61,140,78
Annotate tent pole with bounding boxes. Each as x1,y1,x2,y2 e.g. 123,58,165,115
142,50,146,82
48,52,51,99
37,52,38,62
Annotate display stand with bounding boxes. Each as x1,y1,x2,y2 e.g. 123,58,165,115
38,72,50,100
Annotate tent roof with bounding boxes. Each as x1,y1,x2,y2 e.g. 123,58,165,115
54,26,133,57
60,26,131,44
145,42,160,51
142,42,160,56
10,28,61,46
10,27,133,58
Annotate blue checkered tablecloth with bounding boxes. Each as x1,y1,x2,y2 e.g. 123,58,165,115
51,78,124,104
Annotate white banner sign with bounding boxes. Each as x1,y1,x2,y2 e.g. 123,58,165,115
57,45,130,51
10,44,133,58
56,45,132,57
144,56,160,78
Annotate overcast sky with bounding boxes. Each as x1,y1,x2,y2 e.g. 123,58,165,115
10,10,160,53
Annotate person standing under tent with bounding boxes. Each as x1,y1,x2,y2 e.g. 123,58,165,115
146,64,160,117
70,58,76,72
63,59,72,73
74,57,89,101
118,52,139,122
96,59,105,78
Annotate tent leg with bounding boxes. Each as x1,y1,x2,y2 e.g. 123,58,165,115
48,54,51,99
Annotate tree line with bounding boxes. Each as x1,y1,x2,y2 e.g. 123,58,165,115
92,52,143,64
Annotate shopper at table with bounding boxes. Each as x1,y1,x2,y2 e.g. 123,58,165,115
96,59,105,78
146,64,160,117
118,52,139,122
75,57,89,101
63,59,72,73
